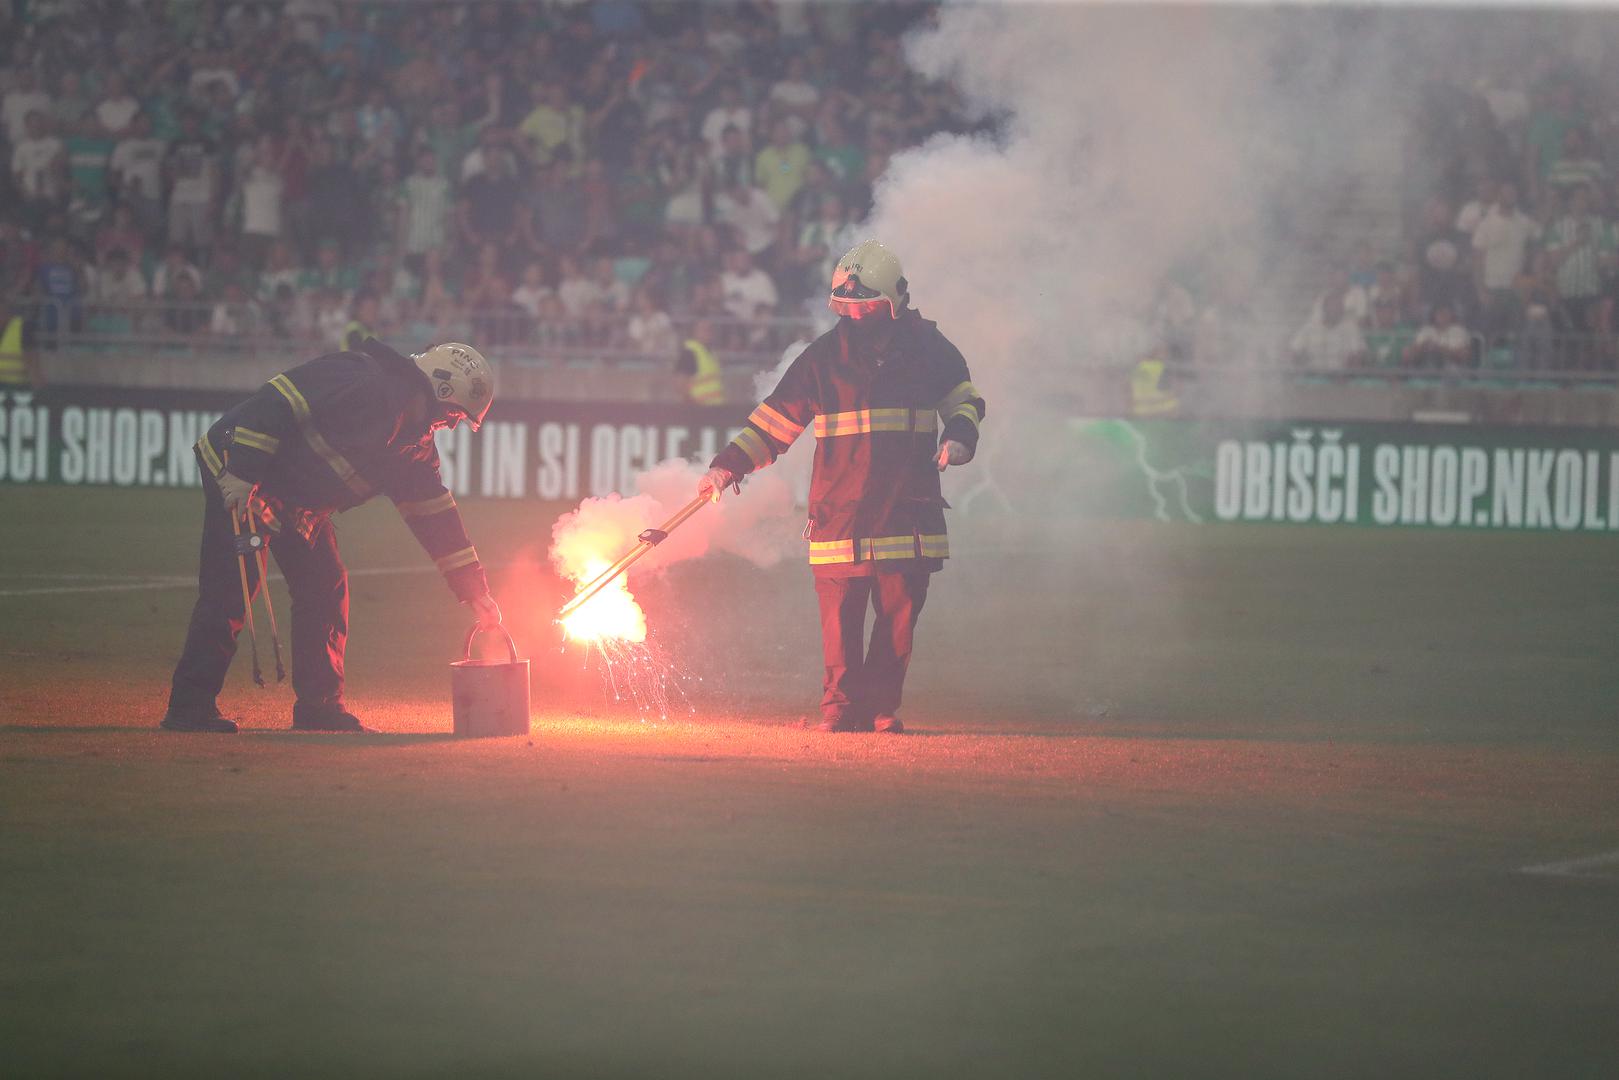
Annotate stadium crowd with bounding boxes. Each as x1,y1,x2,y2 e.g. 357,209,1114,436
7,3,1619,378
1274,29,1619,375
1,0,971,359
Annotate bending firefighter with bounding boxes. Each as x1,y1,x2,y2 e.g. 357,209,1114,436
699,240,985,733
162,339,503,733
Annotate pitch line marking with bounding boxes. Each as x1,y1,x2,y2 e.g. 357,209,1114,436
0,565,442,598
1517,847,1619,880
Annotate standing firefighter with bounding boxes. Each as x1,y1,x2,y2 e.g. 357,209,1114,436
699,240,985,733
161,339,503,733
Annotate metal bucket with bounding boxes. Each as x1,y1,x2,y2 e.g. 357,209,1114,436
451,626,530,738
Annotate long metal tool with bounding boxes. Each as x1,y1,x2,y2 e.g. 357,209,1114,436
230,514,267,688
557,494,711,621
247,512,286,683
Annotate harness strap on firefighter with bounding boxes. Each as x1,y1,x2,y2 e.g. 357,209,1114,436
268,373,375,497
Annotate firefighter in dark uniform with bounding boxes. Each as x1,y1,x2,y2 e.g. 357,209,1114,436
699,240,985,733
161,339,504,733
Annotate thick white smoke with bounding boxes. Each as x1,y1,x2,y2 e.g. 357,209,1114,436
869,2,1406,400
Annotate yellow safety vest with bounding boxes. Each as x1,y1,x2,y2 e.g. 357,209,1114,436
683,339,725,406
1130,357,1178,417
0,316,27,385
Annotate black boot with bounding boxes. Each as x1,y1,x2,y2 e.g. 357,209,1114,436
160,704,240,733
291,702,372,733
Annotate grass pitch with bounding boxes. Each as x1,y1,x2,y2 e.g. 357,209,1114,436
2,486,1617,1078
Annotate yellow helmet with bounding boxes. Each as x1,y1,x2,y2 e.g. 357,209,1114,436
829,238,909,320
413,342,495,431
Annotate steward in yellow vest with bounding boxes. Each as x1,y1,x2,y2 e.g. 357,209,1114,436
0,313,36,386
678,337,725,405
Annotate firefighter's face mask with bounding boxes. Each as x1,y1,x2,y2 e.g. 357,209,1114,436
830,275,889,320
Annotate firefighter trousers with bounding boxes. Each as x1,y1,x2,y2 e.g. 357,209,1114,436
168,468,348,711
814,571,930,723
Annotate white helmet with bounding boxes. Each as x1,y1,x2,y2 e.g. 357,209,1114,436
413,342,495,431
829,238,909,320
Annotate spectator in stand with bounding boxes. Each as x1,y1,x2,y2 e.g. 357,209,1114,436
1512,252,1565,370
164,111,219,258
789,190,855,308
1309,265,1368,327
458,143,521,249
396,148,451,267
1544,182,1615,367
233,137,288,268
258,241,302,301
713,175,780,258
598,255,636,312
627,284,678,355
1545,125,1605,194
1415,196,1474,324
12,110,67,224
94,72,141,138
719,246,779,320
701,82,752,163
615,140,665,247
1524,78,1583,197
1402,302,1473,369
556,255,601,317
1471,181,1542,341
301,134,366,259
768,56,822,137
153,246,204,301
1363,285,1415,368
520,81,584,167
95,204,147,268
92,247,149,304
1454,176,1498,236
813,102,865,190
300,239,359,296
2,68,50,146
51,71,92,134
535,156,589,254
107,114,167,238
511,261,554,318
1290,285,1367,369
712,123,754,189
164,267,208,336
755,118,813,213
209,281,261,337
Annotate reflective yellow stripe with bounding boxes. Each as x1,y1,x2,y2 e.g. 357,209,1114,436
396,492,457,519
947,403,981,430
733,427,772,468
233,427,280,454
749,403,804,443
813,409,937,438
936,381,979,413
195,436,224,477
434,546,479,573
269,374,373,498
807,538,855,565
806,533,951,565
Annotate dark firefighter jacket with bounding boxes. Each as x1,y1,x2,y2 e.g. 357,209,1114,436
194,337,487,601
711,309,985,577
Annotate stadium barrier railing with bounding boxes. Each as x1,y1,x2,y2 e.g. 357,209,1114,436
22,299,1619,387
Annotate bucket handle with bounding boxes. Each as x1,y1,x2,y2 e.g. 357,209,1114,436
463,624,519,663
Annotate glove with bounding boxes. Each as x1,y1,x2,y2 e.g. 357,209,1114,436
936,440,970,472
467,593,503,629
216,470,258,519
698,466,737,503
